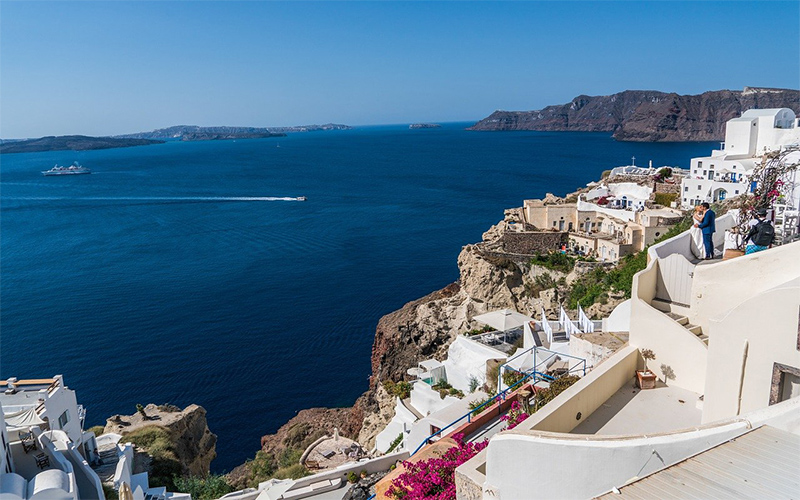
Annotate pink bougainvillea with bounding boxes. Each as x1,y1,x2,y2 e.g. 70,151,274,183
386,434,488,500
499,401,529,430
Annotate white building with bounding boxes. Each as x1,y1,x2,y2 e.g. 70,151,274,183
681,108,800,208
1,376,98,464
455,217,800,499
0,376,105,500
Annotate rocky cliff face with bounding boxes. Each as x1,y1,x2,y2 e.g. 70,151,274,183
104,404,217,477
468,87,800,142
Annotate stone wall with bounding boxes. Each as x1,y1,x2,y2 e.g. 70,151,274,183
573,260,615,276
654,182,681,194
607,174,653,186
502,231,568,255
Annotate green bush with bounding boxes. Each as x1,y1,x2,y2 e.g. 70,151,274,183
384,380,412,399
123,426,181,490
88,425,105,437
245,450,276,487
658,167,673,178
530,252,575,273
468,397,493,417
386,433,404,453
502,370,525,388
273,464,309,480
173,475,233,500
653,192,677,206
282,423,310,448
468,376,480,393
534,272,557,290
463,325,493,336
532,375,580,411
278,447,303,468
347,471,358,483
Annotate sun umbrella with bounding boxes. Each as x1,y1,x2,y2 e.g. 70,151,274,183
474,309,535,343
118,483,134,500
474,309,534,332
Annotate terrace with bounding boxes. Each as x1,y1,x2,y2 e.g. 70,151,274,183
571,378,702,435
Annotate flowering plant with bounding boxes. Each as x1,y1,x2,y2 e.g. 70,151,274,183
385,434,488,500
733,150,798,249
499,401,529,430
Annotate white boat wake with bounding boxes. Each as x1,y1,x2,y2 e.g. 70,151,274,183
4,196,305,202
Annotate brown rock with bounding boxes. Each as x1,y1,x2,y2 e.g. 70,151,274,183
468,87,800,142
104,404,216,478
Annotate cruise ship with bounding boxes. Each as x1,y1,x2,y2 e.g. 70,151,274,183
42,162,91,176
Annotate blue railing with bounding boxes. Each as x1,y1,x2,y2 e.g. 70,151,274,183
406,348,587,457
408,370,540,457
497,346,586,392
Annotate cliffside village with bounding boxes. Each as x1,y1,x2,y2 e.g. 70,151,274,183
3,108,799,500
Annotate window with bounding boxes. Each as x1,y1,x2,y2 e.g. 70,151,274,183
552,221,557,227
698,161,703,168
655,232,660,237
697,186,701,190
684,186,689,192
770,363,800,405
703,170,707,175
735,190,739,194
58,410,70,429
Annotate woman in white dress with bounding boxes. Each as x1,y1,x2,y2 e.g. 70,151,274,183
689,205,706,259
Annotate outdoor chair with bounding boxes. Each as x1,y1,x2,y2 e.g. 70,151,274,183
20,432,37,453
34,452,50,470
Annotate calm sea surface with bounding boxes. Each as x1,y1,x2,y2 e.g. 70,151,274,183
1,124,715,471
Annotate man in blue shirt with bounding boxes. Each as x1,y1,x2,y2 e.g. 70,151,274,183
694,202,716,260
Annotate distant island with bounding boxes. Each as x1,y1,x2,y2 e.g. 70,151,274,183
0,135,164,154
1,123,353,154
409,123,441,129
179,131,286,142
117,124,351,140
468,87,800,142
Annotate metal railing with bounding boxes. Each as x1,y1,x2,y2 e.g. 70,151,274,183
497,346,587,392
408,370,545,457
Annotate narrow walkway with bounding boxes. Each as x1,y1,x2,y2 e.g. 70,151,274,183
67,453,99,499
91,442,120,483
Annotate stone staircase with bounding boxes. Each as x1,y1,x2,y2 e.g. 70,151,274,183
90,444,120,483
651,298,708,345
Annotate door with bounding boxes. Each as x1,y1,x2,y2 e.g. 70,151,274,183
655,253,696,306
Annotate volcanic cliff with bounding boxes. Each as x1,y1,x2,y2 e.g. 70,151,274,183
468,87,800,142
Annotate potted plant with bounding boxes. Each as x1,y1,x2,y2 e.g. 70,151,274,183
637,349,657,390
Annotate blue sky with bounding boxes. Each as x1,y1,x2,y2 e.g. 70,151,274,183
2,1,798,138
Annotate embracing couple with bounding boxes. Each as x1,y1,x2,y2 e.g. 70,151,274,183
690,202,716,260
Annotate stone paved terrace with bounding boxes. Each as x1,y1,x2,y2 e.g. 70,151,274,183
570,378,702,435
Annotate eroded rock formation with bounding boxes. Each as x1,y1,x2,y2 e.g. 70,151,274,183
104,404,217,477
468,87,800,142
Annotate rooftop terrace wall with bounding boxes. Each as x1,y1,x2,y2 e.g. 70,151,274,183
703,275,800,424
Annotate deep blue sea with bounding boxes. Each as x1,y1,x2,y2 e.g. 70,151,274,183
1,124,715,471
